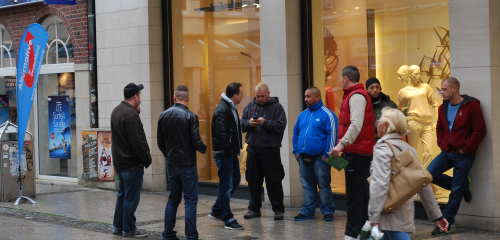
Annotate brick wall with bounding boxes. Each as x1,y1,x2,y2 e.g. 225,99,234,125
0,0,89,64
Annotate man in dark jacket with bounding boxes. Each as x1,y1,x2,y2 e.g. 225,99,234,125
208,82,245,230
241,83,287,221
111,83,152,238
366,78,397,141
157,85,207,240
428,77,486,235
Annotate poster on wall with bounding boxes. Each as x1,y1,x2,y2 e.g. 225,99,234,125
0,95,9,124
81,131,98,180
48,95,71,159
97,131,114,181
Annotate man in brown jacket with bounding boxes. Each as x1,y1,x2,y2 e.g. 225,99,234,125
111,83,152,238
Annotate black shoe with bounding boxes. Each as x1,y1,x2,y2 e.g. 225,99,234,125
294,213,313,221
124,230,148,238
324,214,334,221
244,210,262,219
274,212,284,220
464,176,472,203
224,220,244,230
208,212,224,223
431,225,451,236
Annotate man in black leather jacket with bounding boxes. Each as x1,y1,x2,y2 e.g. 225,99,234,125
208,82,245,230
366,78,397,141
157,85,207,240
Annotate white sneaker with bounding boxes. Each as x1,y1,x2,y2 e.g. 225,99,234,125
344,235,360,240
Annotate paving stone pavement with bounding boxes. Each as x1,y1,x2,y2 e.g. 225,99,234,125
0,179,498,240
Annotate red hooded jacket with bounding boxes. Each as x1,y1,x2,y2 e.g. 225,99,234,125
437,95,486,155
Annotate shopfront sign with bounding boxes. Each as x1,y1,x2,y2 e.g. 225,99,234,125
48,95,71,159
0,0,42,9
43,0,75,5
16,23,49,174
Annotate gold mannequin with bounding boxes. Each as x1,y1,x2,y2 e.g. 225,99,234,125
397,65,438,169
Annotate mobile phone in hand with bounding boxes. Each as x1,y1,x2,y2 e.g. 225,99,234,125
252,116,258,120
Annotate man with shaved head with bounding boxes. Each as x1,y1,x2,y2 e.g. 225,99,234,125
241,83,287,220
157,85,207,239
427,77,486,235
292,87,338,222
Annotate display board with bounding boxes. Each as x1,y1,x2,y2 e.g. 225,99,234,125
81,130,98,180
81,130,114,181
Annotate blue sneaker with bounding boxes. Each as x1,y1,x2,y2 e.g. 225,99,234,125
294,213,313,221
324,214,334,221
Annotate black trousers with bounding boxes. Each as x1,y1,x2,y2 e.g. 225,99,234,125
344,153,372,238
246,148,285,213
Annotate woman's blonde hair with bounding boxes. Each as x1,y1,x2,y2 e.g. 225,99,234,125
380,107,408,137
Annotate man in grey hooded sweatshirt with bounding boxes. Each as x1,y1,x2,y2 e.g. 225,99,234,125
208,82,245,230
241,83,287,221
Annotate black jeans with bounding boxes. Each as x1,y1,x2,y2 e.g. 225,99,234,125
246,148,285,213
344,153,372,238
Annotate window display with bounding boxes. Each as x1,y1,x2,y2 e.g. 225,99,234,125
317,0,450,203
171,0,261,185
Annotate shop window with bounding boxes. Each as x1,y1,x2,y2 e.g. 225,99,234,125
37,16,76,178
0,25,17,129
314,0,450,204
171,0,261,185
0,25,15,69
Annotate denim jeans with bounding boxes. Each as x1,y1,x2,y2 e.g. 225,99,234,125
211,153,240,223
297,156,335,217
382,231,411,240
427,150,475,224
163,164,199,240
112,165,144,236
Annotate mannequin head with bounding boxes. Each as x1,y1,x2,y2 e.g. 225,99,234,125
408,65,421,83
397,65,409,83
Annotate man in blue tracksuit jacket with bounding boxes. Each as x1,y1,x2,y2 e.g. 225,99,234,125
292,87,338,221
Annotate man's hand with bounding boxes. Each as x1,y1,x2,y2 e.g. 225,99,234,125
249,119,258,127
295,154,299,159
136,106,141,113
256,117,265,126
330,145,344,157
436,218,449,232
322,155,327,161
370,223,379,227
459,149,465,154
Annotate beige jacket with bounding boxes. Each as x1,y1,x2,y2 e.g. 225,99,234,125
368,133,442,233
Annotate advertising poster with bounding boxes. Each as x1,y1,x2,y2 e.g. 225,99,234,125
0,95,9,124
48,95,71,159
97,131,114,181
81,131,98,180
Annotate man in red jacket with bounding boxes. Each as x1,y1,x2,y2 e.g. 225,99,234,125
428,77,486,236
331,65,375,240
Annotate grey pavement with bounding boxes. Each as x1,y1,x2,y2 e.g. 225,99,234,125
0,179,498,240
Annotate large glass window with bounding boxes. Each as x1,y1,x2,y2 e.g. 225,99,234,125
316,0,450,204
172,0,261,185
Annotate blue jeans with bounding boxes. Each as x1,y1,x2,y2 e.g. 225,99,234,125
112,165,144,236
297,156,335,217
427,150,475,224
163,164,199,240
382,231,411,240
211,153,240,224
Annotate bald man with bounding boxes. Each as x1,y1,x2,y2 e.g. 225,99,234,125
241,83,287,220
292,87,338,222
427,77,486,235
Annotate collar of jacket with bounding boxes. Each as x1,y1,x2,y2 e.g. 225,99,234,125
379,132,403,142
371,92,390,105
173,103,188,109
308,100,324,111
221,93,236,109
343,83,365,97
121,101,138,112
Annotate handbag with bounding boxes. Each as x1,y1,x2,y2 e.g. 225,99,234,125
368,140,433,213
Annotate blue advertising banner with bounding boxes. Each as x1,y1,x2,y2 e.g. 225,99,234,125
44,0,75,5
17,23,49,173
48,95,71,159
0,0,42,9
